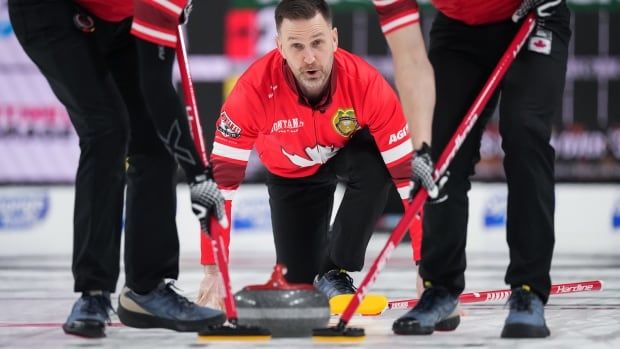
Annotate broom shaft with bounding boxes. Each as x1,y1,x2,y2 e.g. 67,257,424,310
176,25,238,320
388,280,603,310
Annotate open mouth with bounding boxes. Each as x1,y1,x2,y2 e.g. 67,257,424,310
304,69,320,78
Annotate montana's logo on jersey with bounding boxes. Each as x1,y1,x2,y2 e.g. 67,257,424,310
332,108,359,137
271,117,304,133
217,112,241,138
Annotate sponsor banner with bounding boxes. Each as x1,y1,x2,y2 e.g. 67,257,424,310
468,183,620,254
613,198,620,230
0,2,79,183
0,187,73,255
0,184,617,256
0,189,49,230
230,185,272,231
0,137,79,183
483,192,507,229
476,124,620,181
375,183,620,254
0,185,273,256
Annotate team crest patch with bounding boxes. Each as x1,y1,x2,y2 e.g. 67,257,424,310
217,111,241,138
332,108,359,137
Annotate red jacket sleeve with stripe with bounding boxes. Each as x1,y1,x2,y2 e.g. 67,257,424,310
131,0,188,47
372,0,420,35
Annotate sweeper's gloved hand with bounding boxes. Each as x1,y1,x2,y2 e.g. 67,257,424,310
512,0,562,22
189,169,228,235
196,265,225,311
411,143,448,203
179,0,193,24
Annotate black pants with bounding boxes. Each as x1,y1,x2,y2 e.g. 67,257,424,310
134,40,205,180
421,4,571,303
267,129,393,283
9,0,179,294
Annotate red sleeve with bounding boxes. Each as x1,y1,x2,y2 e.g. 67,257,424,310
73,0,133,22
140,0,187,17
372,0,420,35
363,73,413,202
201,79,263,264
131,0,188,47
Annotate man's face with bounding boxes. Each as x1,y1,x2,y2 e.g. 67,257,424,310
276,13,338,99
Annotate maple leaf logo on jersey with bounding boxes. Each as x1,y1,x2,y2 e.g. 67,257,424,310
332,108,359,137
217,111,241,138
281,144,341,168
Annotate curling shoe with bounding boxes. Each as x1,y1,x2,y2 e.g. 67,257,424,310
313,269,356,298
393,283,460,335
62,291,113,338
501,285,550,338
117,281,225,332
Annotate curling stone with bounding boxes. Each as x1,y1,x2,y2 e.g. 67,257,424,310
235,264,330,337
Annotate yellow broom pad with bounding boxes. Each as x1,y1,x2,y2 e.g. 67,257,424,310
313,334,366,343
329,294,388,316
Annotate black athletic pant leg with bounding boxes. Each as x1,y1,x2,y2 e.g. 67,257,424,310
328,128,393,272
134,39,205,180
422,13,510,296
8,0,128,292
103,24,181,294
267,169,336,284
424,9,570,301
500,3,571,303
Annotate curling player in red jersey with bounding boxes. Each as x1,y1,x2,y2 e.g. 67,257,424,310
197,0,446,314
8,0,227,337
372,0,570,338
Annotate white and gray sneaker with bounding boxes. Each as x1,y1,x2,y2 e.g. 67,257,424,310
117,281,226,332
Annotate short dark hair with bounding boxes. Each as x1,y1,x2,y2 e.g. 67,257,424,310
275,0,332,31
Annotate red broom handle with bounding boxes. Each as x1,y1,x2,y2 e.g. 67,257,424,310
388,280,603,310
335,13,537,329
176,25,239,321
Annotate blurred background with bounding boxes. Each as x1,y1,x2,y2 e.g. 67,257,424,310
1,0,619,254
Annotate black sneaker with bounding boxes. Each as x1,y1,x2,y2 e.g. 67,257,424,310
62,291,113,338
313,270,356,298
393,285,460,335
117,281,226,332
501,285,550,338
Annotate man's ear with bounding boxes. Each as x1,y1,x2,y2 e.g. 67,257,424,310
332,27,339,51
